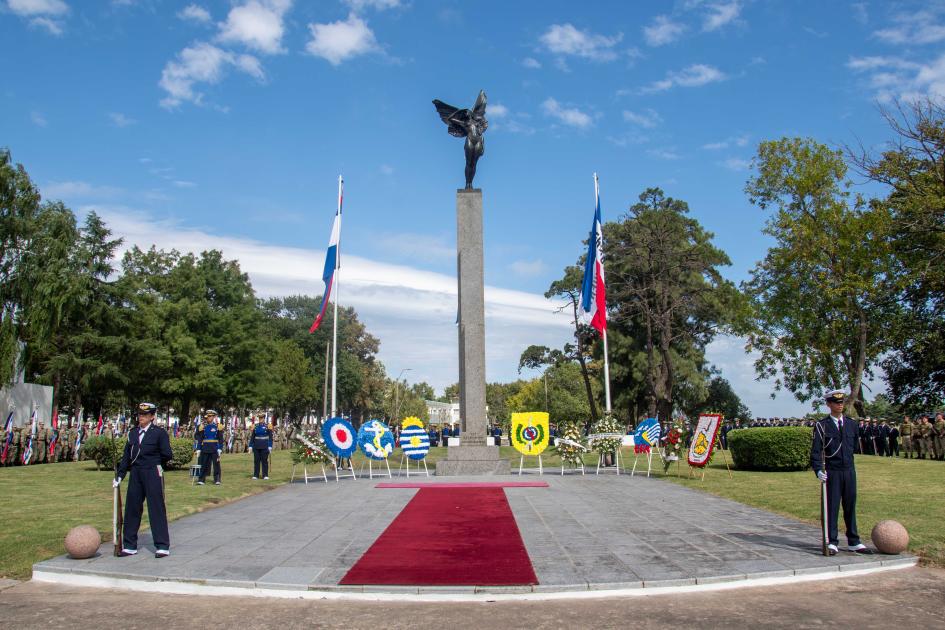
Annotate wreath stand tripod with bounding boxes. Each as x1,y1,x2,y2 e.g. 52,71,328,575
291,462,329,484
360,457,392,479
630,445,666,477
517,454,544,475
687,436,733,481
332,456,357,482
595,448,624,475
398,454,429,477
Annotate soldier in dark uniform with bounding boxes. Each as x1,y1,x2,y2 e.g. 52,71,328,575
250,413,273,479
195,410,223,485
114,402,173,558
428,425,439,447
441,424,451,446
810,390,873,556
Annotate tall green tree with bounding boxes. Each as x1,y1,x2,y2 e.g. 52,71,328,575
744,137,900,415
605,188,743,421
849,99,945,408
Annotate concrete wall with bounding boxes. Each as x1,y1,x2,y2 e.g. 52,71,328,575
0,382,54,427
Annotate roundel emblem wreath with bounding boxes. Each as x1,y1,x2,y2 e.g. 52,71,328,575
321,416,357,458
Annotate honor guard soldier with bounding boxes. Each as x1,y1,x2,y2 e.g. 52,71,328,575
428,425,439,448
899,416,913,458
810,390,873,556
195,410,223,485
251,414,273,479
115,402,173,558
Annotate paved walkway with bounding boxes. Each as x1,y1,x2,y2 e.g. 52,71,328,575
32,474,913,595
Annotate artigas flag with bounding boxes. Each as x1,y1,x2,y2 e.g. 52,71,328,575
580,175,607,334
310,177,343,333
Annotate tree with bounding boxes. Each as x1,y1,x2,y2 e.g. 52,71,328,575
0,149,41,384
606,188,744,421
685,374,751,420
744,137,900,415
507,362,597,427
849,99,945,408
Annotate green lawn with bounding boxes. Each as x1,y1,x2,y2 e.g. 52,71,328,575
4,446,938,580
664,453,945,567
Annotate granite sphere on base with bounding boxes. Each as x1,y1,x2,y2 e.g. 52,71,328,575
871,520,909,555
64,525,101,559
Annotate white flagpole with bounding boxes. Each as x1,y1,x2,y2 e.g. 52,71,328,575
330,175,343,418
594,173,613,414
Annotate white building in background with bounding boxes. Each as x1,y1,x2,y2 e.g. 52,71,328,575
1,343,53,426
425,399,460,426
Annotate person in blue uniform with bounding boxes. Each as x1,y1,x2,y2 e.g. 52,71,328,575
114,402,173,558
428,425,439,447
441,424,451,446
810,389,874,556
250,413,273,479
195,410,223,485
491,423,502,447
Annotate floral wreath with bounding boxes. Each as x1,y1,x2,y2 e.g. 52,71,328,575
554,422,587,466
292,432,333,465
590,415,624,454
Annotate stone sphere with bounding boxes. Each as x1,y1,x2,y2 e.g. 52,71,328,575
871,520,909,555
64,525,101,559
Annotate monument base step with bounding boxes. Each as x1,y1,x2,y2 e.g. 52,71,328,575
435,445,511,475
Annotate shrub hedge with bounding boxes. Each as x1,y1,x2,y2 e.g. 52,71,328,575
727,426,812,471
81,435,194,471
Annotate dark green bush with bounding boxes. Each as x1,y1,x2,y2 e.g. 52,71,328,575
80,435,193,470
727,427,812,471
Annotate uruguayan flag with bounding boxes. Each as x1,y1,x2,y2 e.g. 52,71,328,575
634,418,661,447
401,424,430,460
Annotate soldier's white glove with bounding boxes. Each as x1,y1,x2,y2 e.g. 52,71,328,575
268,447,272,452
217,450,222,457
113,478,121,488
817,470,828,482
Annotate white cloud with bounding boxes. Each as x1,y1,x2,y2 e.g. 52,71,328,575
42,180,122,200
539,23,622,62
79,206,572,391
30,111,47,127
703,1,741,32
541,98,593,129
719,157,749,171
8,0,69,33
305,13,379,65
488,103,509,118
6,0,68,16
851,2,868,25
344,0,399,9
172,180,197,188
158,42,265,108
178,4,211,23
216,0,291,55
643,15,685,46
379,164,394,175
646,148,681,160
509,259,547,277
522,57,542,69
874,9,945,45
847,53,945,102
641,63,726,92
108,112,136,127
702,134,748,149
622,109,662,128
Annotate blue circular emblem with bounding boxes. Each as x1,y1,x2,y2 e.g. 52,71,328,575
357,419,395,460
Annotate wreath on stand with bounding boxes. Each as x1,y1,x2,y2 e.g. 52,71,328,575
554,422,587,466
292,432,334,466
590,415,624,458
662,423,687,472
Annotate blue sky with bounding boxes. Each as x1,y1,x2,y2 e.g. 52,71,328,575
3,0,944,417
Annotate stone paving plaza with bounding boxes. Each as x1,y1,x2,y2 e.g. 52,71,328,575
33,474,914,596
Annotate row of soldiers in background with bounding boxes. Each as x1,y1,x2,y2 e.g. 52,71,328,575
896,413,945,460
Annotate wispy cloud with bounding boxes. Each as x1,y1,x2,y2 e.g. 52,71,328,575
521,57,541,69
702,1,741,32
108,112,136,127
641,63,726,93
43,180,123,200
622,108,662,128
305,13,379,65
643,15,685,46
847,53,945,102
344,0,400,10
7,0,69,35
647,147,681,160
172,180,197,188
539,23,623,62
874,9,945,45
177,4,211,23
719,157,749,171
541,97,593,128
216,0,292,55
702,134,748,150
158,42,264,108
30,111,48,127
379,164,394,175
509,259,547,277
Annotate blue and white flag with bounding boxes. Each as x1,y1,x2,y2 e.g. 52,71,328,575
580,174,607,334
634,418,661,447
400,421,431,460
310,176,343,333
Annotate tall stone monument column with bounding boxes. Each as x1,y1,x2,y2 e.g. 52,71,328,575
436,189,510,475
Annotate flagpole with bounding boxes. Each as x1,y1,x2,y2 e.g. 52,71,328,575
594,173,613,414
330,175,343,418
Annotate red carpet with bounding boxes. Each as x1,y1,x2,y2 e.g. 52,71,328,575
375,481,548,489
339,487,538,586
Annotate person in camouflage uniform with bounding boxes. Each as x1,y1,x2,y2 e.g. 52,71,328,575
933,412,945,461
899,416,913,459
233,425,245,454
915,415,931,459
2,424,15,465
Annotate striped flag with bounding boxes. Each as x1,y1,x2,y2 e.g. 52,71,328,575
74,424,83,460
309,177,343,333
1,411,14,462
580,175,607,334
22,409,37,465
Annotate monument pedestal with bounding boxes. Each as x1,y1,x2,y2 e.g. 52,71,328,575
436,188,510,476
